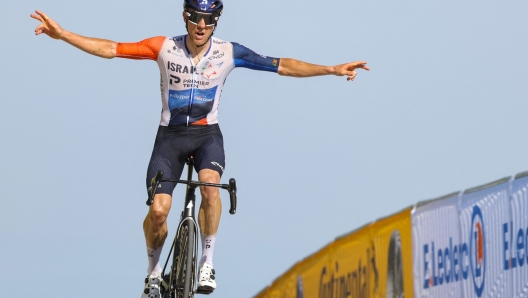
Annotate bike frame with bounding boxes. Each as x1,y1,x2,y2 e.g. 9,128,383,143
146,158,237,298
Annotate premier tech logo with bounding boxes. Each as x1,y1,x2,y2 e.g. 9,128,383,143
422,205,486,297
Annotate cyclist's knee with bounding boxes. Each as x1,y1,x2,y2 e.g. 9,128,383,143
198,169,220,206
149,207,169,226
201,187,220,206
148,194,171,226
198,169,220,181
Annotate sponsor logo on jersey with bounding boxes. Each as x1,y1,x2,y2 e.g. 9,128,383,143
168,86,218,110
211,162,224,172
182,79,210,88
272,59,278,67
167,46,184,57
198,63,220,79
209,52,225,60
170,75,181,85
202,64,218,79
421,205,486,297
167,61,200,74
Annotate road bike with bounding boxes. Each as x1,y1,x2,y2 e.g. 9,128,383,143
146,157,237,298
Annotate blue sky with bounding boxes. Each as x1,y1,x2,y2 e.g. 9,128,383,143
1,1,528,297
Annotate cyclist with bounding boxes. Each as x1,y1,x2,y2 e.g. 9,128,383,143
31,1,369,297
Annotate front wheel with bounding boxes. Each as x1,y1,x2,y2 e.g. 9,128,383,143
182,221,196,298
173,221,197,298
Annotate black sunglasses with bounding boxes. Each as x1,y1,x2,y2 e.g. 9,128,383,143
185,11,219,26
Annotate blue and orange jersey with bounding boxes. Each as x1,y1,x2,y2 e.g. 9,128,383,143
116,35,280,126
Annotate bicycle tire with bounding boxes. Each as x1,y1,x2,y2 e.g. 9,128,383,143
182,220,196,298
163,238,179,298
167,224,186,298
171,221,196,298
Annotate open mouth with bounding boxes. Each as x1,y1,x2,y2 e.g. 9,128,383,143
195,32,205,39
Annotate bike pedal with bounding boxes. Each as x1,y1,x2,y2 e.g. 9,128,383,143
160,275,169,292
196,286,214,295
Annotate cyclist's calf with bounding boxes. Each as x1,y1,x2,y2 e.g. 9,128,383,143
197,169,222,235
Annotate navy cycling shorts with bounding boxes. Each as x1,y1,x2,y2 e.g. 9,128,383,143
146,124,226,195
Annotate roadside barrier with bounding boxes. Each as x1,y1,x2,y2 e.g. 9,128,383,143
255,171,528,298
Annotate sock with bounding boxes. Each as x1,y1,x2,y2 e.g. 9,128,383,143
199,233,217,266
147,246,163,276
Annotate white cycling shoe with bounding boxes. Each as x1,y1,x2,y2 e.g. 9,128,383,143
142,274,163,298
196,263,216,294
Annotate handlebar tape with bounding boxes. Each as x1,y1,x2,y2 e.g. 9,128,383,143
146,171,164,206
229,178,237,215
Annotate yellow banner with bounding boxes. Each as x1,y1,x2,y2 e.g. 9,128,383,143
256,207,413,298
369,207,414,298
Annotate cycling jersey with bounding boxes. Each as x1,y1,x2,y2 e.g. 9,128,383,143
116,35,280,126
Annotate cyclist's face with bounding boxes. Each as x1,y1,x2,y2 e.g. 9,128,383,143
183,10,216,46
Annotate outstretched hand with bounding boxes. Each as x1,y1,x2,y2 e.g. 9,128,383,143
30,10,63,39
334,61,370,81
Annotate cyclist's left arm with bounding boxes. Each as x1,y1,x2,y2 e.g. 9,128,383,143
231,43,369,81
277,58,369,81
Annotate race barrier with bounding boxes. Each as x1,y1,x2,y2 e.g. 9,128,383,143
255,171,528,298
255,207,415,298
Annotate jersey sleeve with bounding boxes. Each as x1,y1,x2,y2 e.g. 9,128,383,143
116,36,166,60
232,42,280,72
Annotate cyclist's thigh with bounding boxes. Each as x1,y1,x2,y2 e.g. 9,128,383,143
193,125,225,177
146,126,188,195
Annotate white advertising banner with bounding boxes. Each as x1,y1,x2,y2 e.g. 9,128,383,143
510,172,528,297
459,177,512,298
412,192,463,298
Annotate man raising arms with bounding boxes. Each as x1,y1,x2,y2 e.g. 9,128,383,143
31,1,369,297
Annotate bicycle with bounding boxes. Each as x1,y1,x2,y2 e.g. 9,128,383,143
146,157,238,298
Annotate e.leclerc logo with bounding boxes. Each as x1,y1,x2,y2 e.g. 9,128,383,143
422,205,485,297
470,205,485,297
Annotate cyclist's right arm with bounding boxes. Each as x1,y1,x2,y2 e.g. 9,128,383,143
61,31,117,59
31,10,117,59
